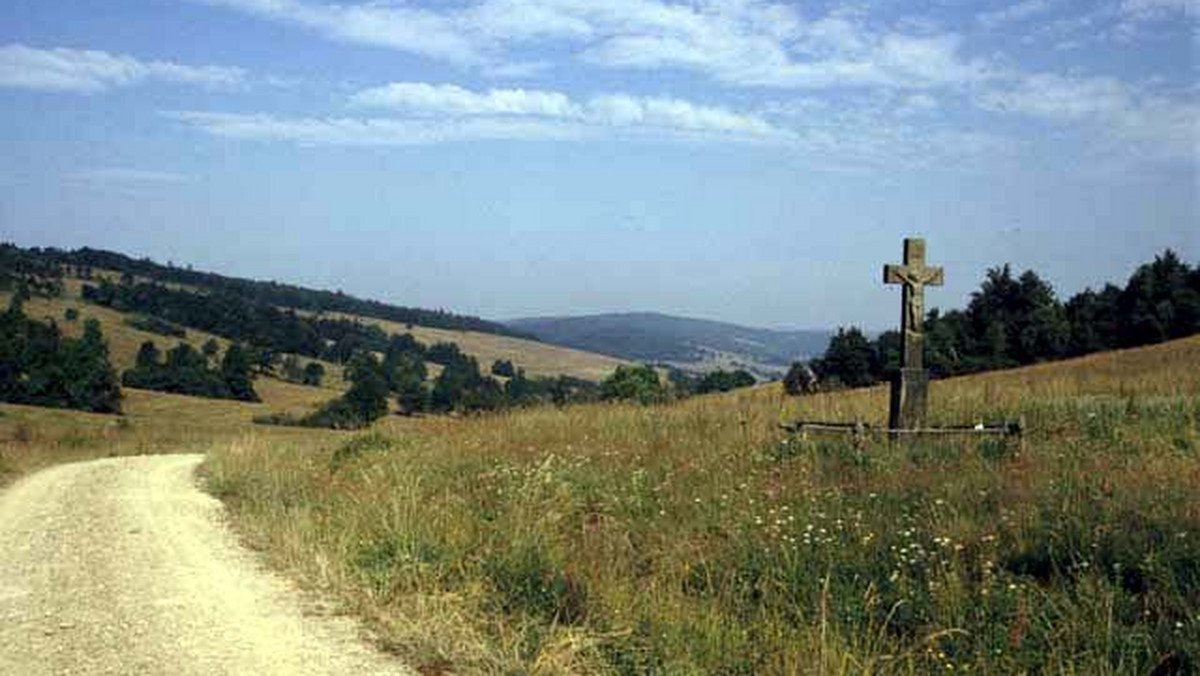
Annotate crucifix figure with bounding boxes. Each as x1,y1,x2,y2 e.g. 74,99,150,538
883,238,943,430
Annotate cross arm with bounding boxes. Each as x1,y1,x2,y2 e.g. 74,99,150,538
883,264,907,285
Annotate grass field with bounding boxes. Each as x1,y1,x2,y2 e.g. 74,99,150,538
189,335,1200,675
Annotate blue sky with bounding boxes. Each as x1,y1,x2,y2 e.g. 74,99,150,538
1,0,1196,329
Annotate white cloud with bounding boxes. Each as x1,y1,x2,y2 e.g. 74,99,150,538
349,82,786,138
1120,0,1199,19
350,82,580,117
193,0,482,64
187,0,993,91
979,73,1134,120
977,0,1061,29
0,43,244,93
68,168,192,184
896,93,939,116
165,110,593,146
979,73,1199,164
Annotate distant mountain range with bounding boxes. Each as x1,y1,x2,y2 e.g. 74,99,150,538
507,312,830,380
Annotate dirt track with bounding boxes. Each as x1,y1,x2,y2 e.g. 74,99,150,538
0,454,411,675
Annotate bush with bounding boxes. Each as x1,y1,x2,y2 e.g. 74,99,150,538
329,432,396,472
124,314,186,338
600,364,665,405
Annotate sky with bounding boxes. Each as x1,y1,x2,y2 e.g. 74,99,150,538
0,0,1196,330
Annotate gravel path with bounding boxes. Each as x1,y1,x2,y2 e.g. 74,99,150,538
0,454,412,676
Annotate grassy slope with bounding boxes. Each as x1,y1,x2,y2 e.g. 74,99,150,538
198,336,1200,675
307,310,629,382
25,275,625,384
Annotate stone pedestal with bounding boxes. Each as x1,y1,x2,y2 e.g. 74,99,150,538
889,367,930,431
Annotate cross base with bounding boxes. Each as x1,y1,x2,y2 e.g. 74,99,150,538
889,367,930,431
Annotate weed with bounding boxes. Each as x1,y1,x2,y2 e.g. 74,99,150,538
330,432,398,473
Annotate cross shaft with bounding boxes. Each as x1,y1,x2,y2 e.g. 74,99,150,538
883,238,944,370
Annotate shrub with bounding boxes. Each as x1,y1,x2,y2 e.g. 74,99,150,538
124,314,186,338
329,432,396,472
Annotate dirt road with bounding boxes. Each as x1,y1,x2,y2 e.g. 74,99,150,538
0,454,412,675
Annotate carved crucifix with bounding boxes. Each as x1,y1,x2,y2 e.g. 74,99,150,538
883,238,944,370
883,238,943,430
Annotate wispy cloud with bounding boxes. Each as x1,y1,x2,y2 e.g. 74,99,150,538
349,82,784,137
350,82,578,117
977,0,1061,29
186,0,994,91
978,73,1199,165
164,110,591,146
192,0,482,64
0,44,245,93
1120,0,1199,20
67,168,193,184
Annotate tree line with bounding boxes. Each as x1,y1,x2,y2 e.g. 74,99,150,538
122,340,259,402
810,250,1200,388
0,294,122,413
82,277,399,364
256,333,602,429
8,243,530,339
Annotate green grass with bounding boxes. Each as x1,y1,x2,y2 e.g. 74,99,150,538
199,337,1200,675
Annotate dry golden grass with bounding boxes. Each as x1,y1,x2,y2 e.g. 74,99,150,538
200,335,1200,675
0,360,355,485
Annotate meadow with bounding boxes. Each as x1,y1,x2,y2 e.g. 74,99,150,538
191,336,1200,675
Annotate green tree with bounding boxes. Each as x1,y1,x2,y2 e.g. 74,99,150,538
201,338,220,361
302,361,325,387
814,327,875,388
491,359,516,378
600,364,665,404
695,369,756,394
783,362,817,396
221,343,260,402
343,353,389,422
61,319,122,413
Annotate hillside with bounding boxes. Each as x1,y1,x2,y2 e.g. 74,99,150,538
195,335,1200,674
508,312,830,379
2,243,530,339
296,310,628,382
2,243,626,384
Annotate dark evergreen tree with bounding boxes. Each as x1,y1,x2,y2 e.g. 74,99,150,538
1065,285,1121,356
302,362,325,387
695,369,756,394
221,344,260,402
61,319,122,413
201,338,220,362
342,353,389,422
491,359,516,378
813,327,875,388
0,299,122,414
783,361,818,396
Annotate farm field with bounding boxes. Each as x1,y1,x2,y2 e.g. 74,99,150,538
191,335,1200,674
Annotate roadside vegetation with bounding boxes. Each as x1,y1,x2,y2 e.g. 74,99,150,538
202,335,1200,675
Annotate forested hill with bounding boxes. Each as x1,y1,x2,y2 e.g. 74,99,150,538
508,312,830,376
1,244,530,340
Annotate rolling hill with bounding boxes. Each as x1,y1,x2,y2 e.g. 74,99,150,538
507,312,830,379
1,244,626,384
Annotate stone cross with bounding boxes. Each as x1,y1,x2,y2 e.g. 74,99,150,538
883,238,943,430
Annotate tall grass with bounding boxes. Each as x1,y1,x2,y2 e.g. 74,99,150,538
201,336,1200,674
